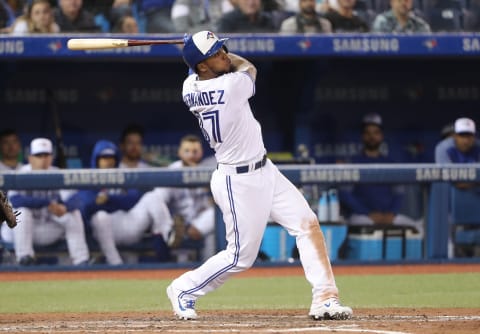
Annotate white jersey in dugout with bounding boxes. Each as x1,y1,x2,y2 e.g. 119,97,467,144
182,71,266,165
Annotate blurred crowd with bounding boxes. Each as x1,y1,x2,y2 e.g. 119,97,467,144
1,0,479,35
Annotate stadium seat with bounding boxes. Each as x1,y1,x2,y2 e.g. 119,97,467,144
450,187,480,257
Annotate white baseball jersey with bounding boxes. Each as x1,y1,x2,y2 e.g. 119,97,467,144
183,72,265,164
0,161,23,171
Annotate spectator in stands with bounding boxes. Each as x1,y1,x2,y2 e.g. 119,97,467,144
111,12,138,33
140,0,176,33
464,0,480,32
170,0,233,33
0,128,23,171
0,138,91,266
339,113,422,232
5,0,27,17
323,0,369,32
10,0,59,34
279,0,332,33
118,123,151,168
65,140,144,234
372,0,430,33
54,0,100,32
216,0,277,32
0,0,15,32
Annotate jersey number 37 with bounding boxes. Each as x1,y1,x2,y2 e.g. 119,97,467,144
196,110,222,145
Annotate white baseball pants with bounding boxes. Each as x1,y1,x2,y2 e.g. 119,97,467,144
170,159,339,302
91,190,173,265
4,207,89,265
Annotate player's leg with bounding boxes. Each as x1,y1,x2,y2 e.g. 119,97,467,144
91,211,123,265
167,168,272,318
190,207,215,260
136,190,174,241
11,207,36,263
393,214,424,234
54,210,90,265
268,163,352,320
349,214,374,225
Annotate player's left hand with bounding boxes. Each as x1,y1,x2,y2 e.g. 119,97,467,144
0,191,20,228
48,202,67,217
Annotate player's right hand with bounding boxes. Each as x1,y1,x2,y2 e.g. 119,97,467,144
96,192,109,205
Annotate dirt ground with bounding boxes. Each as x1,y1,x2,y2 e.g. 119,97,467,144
0,263,479,334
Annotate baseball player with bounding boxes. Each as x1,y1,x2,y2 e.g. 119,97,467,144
164,134,216,260
0,138,90,266
166,31,352,321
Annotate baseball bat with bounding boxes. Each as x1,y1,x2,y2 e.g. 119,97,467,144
67,38,184,50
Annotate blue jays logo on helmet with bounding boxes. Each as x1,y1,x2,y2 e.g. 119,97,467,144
182,31,229,72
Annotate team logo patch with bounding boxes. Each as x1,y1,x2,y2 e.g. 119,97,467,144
206,31,215,40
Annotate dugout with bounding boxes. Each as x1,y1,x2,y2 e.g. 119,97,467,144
1,34,480,264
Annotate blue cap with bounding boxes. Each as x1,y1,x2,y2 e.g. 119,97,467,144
182,31,228,72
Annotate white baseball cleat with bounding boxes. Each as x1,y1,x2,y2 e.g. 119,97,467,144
166,284,198,320
309,297,353,320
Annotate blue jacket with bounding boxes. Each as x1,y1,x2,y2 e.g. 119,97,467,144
339,153,403,215
65,140,142,227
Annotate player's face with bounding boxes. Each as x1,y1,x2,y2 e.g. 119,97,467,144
121,133,143,161
198,48,232,78
0,134,21,160
59,0,82,16
338,0,356,10
97,156,116,169
390,0,412,16
237,0,261,15
122,16,139,34
30,2,53,30
28,153,53,170
300,0,316,15
178,141,203,166
362,124,383,151
454,133,476,153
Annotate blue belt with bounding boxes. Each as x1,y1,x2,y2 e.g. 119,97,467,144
235,155,267,174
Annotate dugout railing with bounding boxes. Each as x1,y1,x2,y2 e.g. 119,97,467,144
1,163,479,268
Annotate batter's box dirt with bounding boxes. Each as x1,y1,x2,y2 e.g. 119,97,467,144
0,309,479,334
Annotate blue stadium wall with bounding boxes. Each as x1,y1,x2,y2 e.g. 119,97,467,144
1,34,480,166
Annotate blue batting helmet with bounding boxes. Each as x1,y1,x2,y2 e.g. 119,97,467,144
182,31,229,72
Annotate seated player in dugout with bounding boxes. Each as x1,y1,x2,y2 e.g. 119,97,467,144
338,113,423,233
65,140,144,235
164,134,216,261
0,138,90,266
